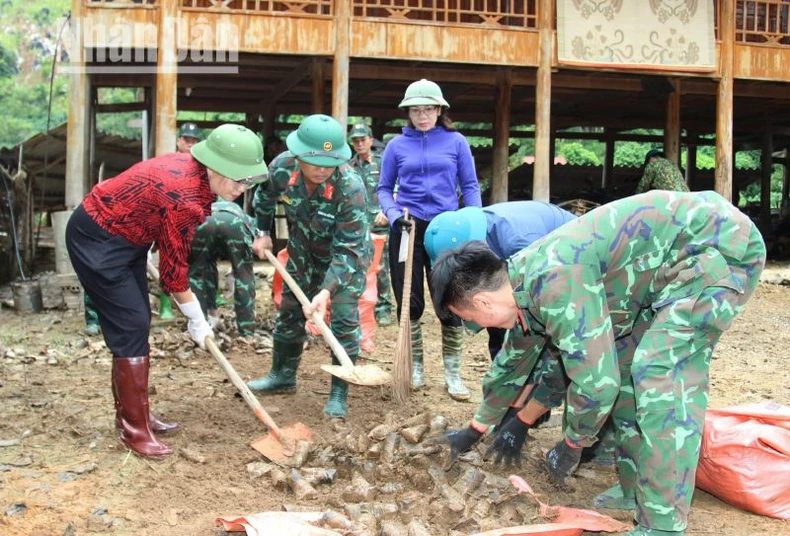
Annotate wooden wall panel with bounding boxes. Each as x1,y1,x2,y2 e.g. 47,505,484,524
82,9,159,49
735,44,790,81
350,21,539,66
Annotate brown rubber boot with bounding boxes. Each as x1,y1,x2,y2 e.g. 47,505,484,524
112,358,178,434
112,357,173,458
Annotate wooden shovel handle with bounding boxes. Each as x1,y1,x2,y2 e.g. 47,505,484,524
205,337,284,440
263,250,354,368
399,211,415,328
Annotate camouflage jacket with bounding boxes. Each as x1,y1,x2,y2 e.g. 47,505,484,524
253,151,372,295
349,150,387,231
635,157,690,193
192,200,256,252
475,190,761,446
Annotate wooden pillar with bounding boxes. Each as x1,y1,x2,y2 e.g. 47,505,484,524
491,69,513,204
154,0,178,156
715,0,735,200
782,149,789,214
760,121,773,229
533,0,553,202
685,136,697,189
65,0,90,208
331,0,351,126
312,59,325,114
664,78,681,165
264,107,276,138
602,129,615,189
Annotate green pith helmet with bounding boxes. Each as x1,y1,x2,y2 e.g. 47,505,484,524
398,79,450,109
348,123,373,139
286,114,352,167
178,122,204,140
191,124,268,180
424,206,487,263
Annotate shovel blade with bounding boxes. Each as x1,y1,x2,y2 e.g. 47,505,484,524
321,364,391,386
250,422,312,462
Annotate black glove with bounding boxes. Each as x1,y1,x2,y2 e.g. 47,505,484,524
545,438,583,485
497,406,550,432
485,414,533,467
443,426,483,466
394,216,413,232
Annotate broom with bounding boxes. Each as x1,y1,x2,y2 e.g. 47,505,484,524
392,212,415,404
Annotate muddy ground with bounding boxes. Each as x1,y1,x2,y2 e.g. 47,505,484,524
1,261,789,536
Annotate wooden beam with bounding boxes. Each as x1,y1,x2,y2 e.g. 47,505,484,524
664,78,681,164
154,0,177,156
533,0,553,202
332,0,351,126
491,69,512,204
760,121,773,229
65,0,90,209
312,59,325,114
95,101,147,113
262,59,311,105
602,129,614,189
715,0,735,200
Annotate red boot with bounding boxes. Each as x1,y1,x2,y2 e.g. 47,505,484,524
112,358,179,434
112,357,173,458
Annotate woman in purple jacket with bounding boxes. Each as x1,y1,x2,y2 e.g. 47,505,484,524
376,79,482,401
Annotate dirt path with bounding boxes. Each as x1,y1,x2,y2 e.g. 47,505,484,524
1,262,789,535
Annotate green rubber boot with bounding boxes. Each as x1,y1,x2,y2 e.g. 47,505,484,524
442,325,470,401
411,322,425,390
159,293,175,320
323,351,355,418
593,482,637,510
247,340,303,393
624,527,683,536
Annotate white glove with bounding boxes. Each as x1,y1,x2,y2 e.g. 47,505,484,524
176,299,213,350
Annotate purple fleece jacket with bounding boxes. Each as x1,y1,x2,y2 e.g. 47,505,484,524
377,126,481,223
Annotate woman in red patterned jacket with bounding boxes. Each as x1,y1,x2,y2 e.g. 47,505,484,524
66,124,268,458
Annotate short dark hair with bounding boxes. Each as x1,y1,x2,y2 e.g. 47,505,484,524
643,149,666,167
430,240,509,322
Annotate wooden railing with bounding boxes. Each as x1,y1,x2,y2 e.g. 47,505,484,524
85,1,790,46
352,0,538,29
736,0,790,45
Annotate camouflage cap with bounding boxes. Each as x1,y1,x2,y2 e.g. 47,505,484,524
178,122,204,140
348,123,373,139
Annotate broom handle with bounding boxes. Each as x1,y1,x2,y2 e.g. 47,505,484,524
400,212,415,328
263,250,355,368
205,337,285,440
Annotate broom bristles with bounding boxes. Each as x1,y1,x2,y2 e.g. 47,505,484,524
392,316,412,404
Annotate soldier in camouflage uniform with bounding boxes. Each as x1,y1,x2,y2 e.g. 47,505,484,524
635,149,690,194
188,200,257,336
348,123,393,325
430,190,765,536
247,114,372,419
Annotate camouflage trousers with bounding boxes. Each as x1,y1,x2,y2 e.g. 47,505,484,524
610,227,765,532
274,257,366,364
188,223,256,336
372,227,393,318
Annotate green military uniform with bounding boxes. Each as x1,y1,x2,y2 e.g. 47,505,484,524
252,150,371,416
635,157,690,193
475,190,765,533
349,149,393,322
188,200,257,336
84,293,100,335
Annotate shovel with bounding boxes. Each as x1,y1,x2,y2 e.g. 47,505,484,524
263,249,391,387
205,337,311,463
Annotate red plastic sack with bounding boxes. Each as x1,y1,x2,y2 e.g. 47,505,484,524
695,401,790,519
271,234,385,353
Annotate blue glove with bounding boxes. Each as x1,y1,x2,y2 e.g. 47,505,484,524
485,414,533,467
545,438,583,485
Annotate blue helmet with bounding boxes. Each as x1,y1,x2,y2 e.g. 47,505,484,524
424,207,487,263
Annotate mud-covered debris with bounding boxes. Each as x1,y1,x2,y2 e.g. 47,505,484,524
369,413,429,441
401,444,441,458
429,415,449,434
366,441,381,460
407,519,432,536
471,498,492,519
319,510,353,530
400,424,429,444
270,467,288,489
381,432,399,463
68,461,98,474
246,461,274,478
454,466,484,497
300,467,337,486
378,481,402,495
380,520,409,536
0,438,20,447
342,473,375,502
289,468,318,499
178,447,206,464
288,439,311,468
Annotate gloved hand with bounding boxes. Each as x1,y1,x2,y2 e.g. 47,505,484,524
545,437,583,485
485,413,536,467
176,299,214,350
394,216,413,233
425,425,483,469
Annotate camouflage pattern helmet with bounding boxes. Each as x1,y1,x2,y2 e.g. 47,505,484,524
191,124,268,181
398,79,450,109
286,114,352,167
425,206,487,263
